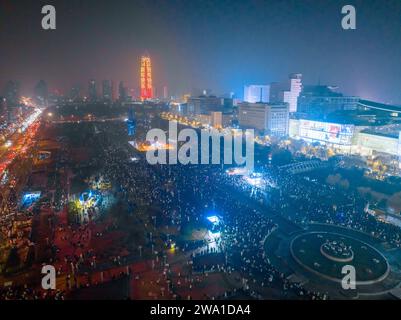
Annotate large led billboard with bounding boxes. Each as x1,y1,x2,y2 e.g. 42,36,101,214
299,120,354,145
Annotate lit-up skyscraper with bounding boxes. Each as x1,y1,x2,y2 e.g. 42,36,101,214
286,73,302,113
140,55,153,100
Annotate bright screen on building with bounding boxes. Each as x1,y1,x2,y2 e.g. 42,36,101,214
299,120,354,145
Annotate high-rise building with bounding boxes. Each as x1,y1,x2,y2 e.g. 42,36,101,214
286,73,302,113
238,102,289,137
3,81,20,106
118,81,128,102
34,80,48,106
88,79,97,102
269,82,285,103
140,55,153,100
265,103,290,137
270,74,302,113
102,80,113,102
69,85,82,102
244,85,270,103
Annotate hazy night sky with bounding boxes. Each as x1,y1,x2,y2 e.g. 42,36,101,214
0,0,400,103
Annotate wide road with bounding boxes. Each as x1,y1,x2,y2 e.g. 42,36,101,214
0,119,41,177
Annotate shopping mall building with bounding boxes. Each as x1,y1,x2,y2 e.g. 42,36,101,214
289,118,400,157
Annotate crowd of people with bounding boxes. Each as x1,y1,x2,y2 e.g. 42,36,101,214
276,172,401,248
2,111,401,300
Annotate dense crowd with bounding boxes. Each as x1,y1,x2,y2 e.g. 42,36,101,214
2,115,401,300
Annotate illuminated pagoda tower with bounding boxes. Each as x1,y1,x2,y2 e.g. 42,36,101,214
140,55,153,101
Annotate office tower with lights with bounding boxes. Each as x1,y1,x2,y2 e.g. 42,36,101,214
238,102,289,137
286,73,302,113
140,56,153,100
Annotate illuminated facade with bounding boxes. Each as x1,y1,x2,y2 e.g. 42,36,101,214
140,56,153,100
289,118,401,160
238,102,289,137
244,85,270,103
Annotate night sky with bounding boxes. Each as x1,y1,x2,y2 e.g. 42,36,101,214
0,0,400,103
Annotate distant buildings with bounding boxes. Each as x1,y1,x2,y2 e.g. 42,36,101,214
88,79,97,102
297,85,359,116
118,81,128,102
34,80,48,107
3,81,20,107
244,85,270,103
187,95,223,115
238,102,289,137
102,80,113,102
69,85,82,102
270,73,302,113
1,81,23,124
174,94,235,128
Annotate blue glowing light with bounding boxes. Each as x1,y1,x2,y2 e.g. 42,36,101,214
21,191,41,208
79,190,101,207
207,215,220,225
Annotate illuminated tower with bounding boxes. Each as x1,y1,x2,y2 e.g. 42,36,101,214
140,55,153,100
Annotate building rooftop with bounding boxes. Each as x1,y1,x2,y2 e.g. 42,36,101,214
301,85,344,97
358,99,401,113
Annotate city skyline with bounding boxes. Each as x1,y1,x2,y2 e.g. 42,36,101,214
0,0,401,103
2,0,401,304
